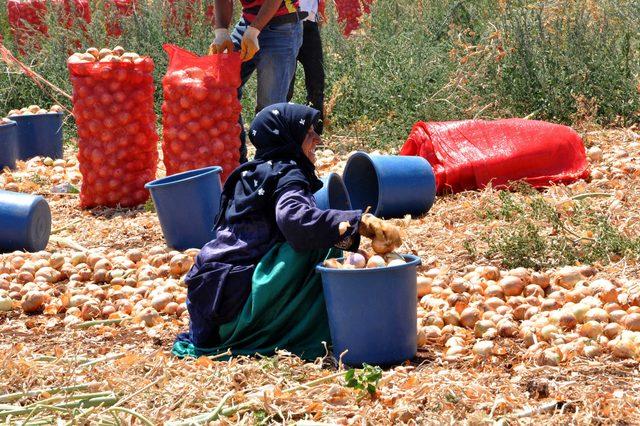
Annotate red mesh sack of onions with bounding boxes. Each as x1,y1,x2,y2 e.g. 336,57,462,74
68,47,158,209
7,0,90,50
161,44,242,182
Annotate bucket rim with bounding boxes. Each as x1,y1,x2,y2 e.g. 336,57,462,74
145,166,222,189
316,253,421,274
322,171,341,183
319,172,353,210
0,120,17,128
8,112,63,120
343,151,382,214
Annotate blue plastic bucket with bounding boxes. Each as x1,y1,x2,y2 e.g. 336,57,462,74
342,152,436,218
0,190,51,253
0,121,18,170
314,173,352,211
145,166,223,250
11,112,64,160
316,254,420,366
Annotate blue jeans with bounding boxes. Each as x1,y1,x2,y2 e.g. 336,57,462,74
232,18,303,162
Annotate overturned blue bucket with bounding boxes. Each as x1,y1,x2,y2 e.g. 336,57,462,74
145,166,222,250
343,152,436,218
314,173,352,210
11,112,64,160
0,190,51,253
0,121,18,170
316,254,420,366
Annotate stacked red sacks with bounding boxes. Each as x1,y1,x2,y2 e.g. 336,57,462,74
7,0,90,50
166,0,215,36
334,0,372,36
105,0,136,37
161,45,242,183
68,47,158,208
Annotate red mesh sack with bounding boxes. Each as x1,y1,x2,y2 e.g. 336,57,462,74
161,44,242,182
68,56,158,208
400,119,590,194
334,0,372,36
7,0,90,50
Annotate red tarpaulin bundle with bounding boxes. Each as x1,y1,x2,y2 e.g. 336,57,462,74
400,119,590,194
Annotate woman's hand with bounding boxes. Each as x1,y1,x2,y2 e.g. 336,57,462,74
358,214,402,254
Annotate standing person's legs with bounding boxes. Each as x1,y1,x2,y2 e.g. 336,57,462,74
297,21,325,134
231,19,257,163
286,24,305,103
286,65,297,102
253,21,303,114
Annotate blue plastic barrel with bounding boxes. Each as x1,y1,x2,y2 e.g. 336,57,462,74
0,121,18,170
342,152,436,218
145,166,223,250
316,254,420,366
314,173,352,211
11,112,64,160
0,190,51,253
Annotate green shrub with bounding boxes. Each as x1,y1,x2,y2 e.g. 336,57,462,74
468,190,640,269
453,0,640,125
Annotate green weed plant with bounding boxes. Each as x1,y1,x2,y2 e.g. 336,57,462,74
468,188,640,269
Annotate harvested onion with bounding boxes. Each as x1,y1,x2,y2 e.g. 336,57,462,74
460,307,481,329
473,340,494,357
366,255,386,268
500,276,524,296
345,252,366,269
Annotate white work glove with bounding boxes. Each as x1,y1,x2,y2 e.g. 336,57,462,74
240,26,260,62
209,28,234,54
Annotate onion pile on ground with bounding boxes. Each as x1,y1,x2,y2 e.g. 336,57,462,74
1,156,81,192
416,264,640,363
0,246,196,328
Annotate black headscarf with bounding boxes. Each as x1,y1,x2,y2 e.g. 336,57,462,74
216,103,323,226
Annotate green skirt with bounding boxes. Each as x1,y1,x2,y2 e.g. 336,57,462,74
172,243,339,360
